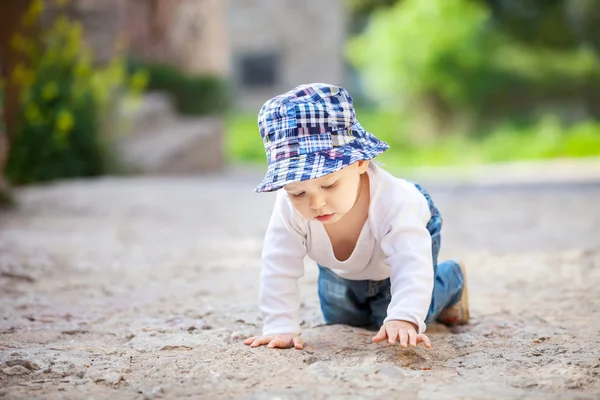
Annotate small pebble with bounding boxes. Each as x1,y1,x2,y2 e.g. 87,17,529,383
2,365,31,376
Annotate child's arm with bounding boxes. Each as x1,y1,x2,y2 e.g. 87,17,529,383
377,185,435,344
245,191,307,349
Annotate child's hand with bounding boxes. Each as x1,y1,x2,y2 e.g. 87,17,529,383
243,333,303,349
372,320,431,348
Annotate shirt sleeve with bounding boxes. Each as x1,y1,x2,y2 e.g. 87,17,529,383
258,190,307,336
378,185,434,334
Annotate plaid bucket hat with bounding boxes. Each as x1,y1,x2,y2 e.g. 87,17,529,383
255,83,389,193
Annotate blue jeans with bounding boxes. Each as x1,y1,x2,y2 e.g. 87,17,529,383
317,183,464,329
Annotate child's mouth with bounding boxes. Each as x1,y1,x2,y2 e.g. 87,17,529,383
315,213,334,222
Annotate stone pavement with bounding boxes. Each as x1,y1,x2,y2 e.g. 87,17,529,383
0,161,599,399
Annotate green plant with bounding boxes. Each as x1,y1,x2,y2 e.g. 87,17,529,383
347,0,495,107
346,0,600,135
128,60,229,115
5,0,147,185
225,112,265,163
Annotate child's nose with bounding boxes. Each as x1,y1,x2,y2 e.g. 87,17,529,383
309,194,326,210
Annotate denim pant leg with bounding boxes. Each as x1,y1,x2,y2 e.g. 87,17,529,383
426,260,464,323
317,265,374,328
368,262,465,327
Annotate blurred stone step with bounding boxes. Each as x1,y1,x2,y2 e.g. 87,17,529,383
117,116,224,174
125,92,177,136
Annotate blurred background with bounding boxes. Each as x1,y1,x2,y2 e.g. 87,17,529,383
1,0,600,202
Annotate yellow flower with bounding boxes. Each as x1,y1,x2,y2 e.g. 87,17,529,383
130,70,149,93
44,48,58,65
56,110,75,135
68,21,83,43
52,16,71,36
42,82,60,101
75,65,90,79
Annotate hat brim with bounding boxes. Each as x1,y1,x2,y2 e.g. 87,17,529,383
254,129,389,193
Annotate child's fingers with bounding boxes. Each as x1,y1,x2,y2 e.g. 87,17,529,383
387,326,399,344
244,336,258,345
293,336,304,350
372,325,388,343
250,337,272,348
398,330,408,348
408,330,417,347
417,334,432,348
267,337,292,349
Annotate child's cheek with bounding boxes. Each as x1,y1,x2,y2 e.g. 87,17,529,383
292,201,312,218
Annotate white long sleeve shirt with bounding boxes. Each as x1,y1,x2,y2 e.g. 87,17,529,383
258,163,434,335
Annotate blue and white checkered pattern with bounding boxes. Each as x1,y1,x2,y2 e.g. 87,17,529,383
255,83,389,192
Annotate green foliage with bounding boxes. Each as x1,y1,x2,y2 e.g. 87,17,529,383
5,0,146,185
128,60,229,116
348,0,600,53
226,112,265,163
345,0,399,16
228,0,600,169
487,0,581,49
225,110,600,168
347,0,495,108
346,0,600,134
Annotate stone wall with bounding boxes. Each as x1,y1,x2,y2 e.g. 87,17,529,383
227,0,348,111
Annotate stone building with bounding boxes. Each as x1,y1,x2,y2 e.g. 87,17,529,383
51,0,348,111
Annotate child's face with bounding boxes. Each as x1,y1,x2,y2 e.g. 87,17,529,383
283,160,369,224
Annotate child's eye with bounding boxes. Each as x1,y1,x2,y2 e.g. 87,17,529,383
291,192,305,198
322,183,336,190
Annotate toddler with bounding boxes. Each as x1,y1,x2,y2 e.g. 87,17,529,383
244,83,468,350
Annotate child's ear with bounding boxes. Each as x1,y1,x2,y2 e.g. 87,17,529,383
357,160,370,174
